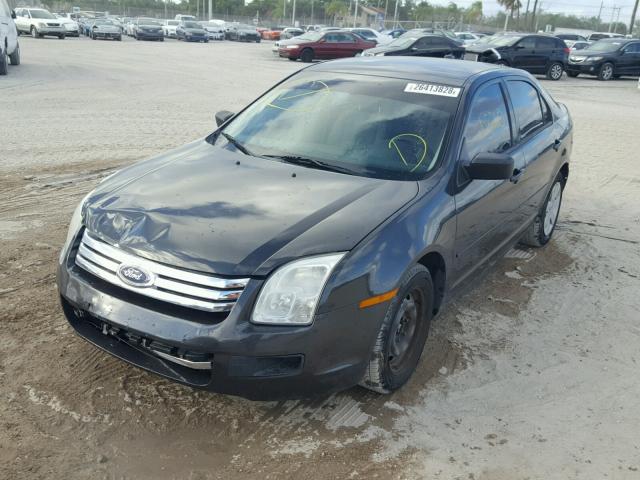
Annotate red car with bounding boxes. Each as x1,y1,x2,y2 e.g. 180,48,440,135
278,30,375,62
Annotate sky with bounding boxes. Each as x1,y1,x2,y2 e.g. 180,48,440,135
428,0,637,25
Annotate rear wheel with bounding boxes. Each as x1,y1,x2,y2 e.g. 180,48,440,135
520,174,564,247
353,49,362,57
288,57,297,61
597,62,614,81
0,46,8,75
546,62,564,80
300,48,314,63
567,71,579,77
9,42,20,66
360,264,434,394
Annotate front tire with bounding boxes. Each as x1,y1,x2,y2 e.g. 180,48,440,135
597,62,614,81
546,62,563,80
360,264,434,394
300,48,314,63
31,26,38,38
0,47,8,75
520,174,564,247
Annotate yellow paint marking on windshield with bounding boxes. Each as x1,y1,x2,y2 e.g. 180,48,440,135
388,134,428,172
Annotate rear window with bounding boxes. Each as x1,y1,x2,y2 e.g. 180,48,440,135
506,81,547,139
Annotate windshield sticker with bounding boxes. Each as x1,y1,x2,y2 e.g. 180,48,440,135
388,134,428,172
404,83,460,97
266,80,331,112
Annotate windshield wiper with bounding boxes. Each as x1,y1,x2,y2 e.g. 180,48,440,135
263,155,356,175
220,132,254,156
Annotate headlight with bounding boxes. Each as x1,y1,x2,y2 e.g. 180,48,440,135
286,45,299,49
375,52,385,56
251,253,345,326
38,22,47,28
59,194,90,264
586,56,603,62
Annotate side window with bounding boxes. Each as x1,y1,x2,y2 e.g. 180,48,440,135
414,37,432,49
462,83,512,161
432,37,451,48
340,33,356,43
324,34,338,43
624,43,640,53
518,37,536,49
536,37,556,50
506,80,547,139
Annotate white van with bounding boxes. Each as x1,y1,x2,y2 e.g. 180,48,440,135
174,14,196,22
0,0,20,75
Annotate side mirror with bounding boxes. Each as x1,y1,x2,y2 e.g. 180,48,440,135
11,10,16,19
465,152,514,180
215,110,234,127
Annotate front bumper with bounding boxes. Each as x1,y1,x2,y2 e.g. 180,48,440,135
184,35,207,42
566,61,603,75
57,237,382,400
279,48,298,58
137,30,164,39
37,26,65,35
93,31,121,39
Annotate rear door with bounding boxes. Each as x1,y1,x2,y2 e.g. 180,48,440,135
534,36,558,72
454,80,527,280
337,32,360,57
503,78,560,222
410,36,435,57
318,32,340,58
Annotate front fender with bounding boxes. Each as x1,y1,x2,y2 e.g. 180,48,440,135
319,170,456,314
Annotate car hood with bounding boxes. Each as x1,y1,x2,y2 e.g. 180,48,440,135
83,141,418,277
95,25,119,32
574,48,616,56
364,44,405,55
184,28,206,33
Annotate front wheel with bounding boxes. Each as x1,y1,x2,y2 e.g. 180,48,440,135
300,48,314,63
597,62,614,81
546,62,564,80
520,174,564,247
0,47,8,75
30,26,38,38
360,264,434,394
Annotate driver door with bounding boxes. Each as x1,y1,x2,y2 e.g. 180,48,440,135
511,36,536,70
454,80,526,282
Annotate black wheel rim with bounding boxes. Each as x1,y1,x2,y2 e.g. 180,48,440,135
388,289,423,373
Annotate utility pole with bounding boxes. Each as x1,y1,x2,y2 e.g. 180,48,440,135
608,5,615,32
283,0,286,21
523,0,531,32
311,0,314,24
291,0,296,26
530,0,539,31
208,0,212,20
393,0,399,28
613,6,621,32
596,0,604,30
353,0,358,27
630,0,639,36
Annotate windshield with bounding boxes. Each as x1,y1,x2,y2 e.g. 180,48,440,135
389,36,417,48
211,73,459,180
30,10,57,19
183,21,200,28
94,20,113,25
167,20,179,25
584,39,623,52
297,31,323,41
484,35,521,47
139,18,160,26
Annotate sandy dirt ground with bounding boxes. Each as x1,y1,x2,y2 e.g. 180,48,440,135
1,36,640,480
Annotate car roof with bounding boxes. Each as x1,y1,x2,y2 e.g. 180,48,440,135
307,57,507,87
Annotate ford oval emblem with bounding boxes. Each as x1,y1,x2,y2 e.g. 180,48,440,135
117,265,155,288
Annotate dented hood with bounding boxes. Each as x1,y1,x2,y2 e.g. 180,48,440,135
84,141,418,276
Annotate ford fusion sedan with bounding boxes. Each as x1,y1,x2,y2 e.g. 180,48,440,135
279,30,375,62
464,33,569,80
566,38,640,80
133,18,164,41
90,19,121,41
363,34,464,59
176,21,208,42
58,57,572,400
14,7,66,38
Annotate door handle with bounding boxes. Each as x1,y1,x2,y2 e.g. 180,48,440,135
510,168,526,183
553,139,561,151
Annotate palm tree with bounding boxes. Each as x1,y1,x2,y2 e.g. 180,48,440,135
498,0,522,31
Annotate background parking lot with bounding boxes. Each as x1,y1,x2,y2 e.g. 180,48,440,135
1,36,640,479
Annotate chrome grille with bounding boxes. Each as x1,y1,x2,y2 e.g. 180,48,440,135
75,230,249,313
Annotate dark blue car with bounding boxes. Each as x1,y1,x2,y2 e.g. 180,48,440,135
57,58,572,400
